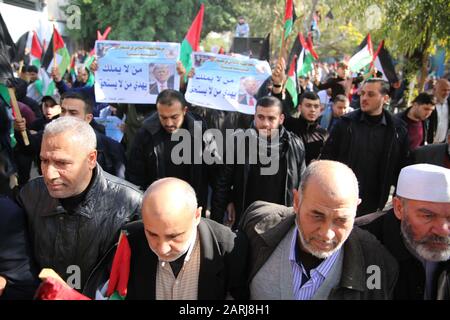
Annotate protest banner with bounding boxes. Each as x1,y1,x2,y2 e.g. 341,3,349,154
185,52,271,115
95,40,180,104
94,115,124,143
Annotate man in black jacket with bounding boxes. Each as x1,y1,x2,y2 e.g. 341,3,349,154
358,164,450,299
270,61,327,165
15,92,126,178
211,96,306,228
241,160,398,300
17,117,142,292
126,90,214,212
0,153,39,299
85,178,248,300
321,78,410,216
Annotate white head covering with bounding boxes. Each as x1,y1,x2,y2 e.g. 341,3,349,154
397,164,450,203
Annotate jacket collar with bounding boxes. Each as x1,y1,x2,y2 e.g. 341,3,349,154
197,219,226,299
41,165,105,219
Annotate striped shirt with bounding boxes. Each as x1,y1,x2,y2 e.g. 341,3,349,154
289,229,341,300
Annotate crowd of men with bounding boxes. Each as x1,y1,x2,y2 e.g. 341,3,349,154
0,51,449,300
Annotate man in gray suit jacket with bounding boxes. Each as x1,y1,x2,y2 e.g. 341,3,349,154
241,160,398,300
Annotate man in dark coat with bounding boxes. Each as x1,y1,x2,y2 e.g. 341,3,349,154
126,90,214,212
84,178,248,300
320,78,410,216
241,160,398,300
358,164,450,299
0,153,39,299
211,96,306,229
17,117,142,292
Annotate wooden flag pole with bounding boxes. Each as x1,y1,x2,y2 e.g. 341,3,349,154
8,88,29,146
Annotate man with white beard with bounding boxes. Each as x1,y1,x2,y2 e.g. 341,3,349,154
241,160,398,300
359,164,450,299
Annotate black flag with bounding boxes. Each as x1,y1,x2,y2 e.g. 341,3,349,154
0,12,16,62
259,33,271,62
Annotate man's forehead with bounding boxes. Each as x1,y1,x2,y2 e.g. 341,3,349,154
302,98,320,105
62,99,84,109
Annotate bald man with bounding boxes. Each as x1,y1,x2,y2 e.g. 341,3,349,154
358,164,450,299
87,178,248,300
430,79,450,143
241,160,398,300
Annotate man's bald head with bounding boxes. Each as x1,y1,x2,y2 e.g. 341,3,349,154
299,160,360,207
141,178,201,262
142,177,198,220
294,160,360,259
434,79,450,102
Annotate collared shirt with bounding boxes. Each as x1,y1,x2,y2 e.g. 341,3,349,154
289,229,341,300
434,100,449,143
156,231,200,300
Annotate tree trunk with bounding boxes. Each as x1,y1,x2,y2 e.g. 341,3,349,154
417,27,432,92
306,0,320,34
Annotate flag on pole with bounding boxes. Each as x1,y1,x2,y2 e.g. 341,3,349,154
285,54,298,107
348,34,373,72
286,33,303,74
372,40,399,84
297,33,319,77
41,26,70,76
106,231,131,300
283,0,297,39
180,4,205,76
15,31,29,64
30,32,42,68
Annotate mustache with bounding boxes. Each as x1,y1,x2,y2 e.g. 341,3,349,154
418,234,450,246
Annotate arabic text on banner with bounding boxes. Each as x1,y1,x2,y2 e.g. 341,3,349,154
95,40,180,104
185,53,271,115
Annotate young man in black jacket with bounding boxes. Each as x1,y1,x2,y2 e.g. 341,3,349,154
321,78,410,216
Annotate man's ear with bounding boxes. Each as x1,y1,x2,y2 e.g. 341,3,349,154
87,150,97,169
194,207,202,225
279,113,285,125
85,113,93,123
392,197,404,221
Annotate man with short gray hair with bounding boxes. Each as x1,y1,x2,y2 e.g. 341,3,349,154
17,116,142,295
358,164,450,299
241,160,398,300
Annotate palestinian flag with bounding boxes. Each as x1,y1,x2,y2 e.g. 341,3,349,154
286,33,303,74
0,12,16,61
180,4,204,76
106,231,131,300
41,26,70,76
297,33,318,77
258,33,270,62
372,40,399,84
285,54,298,107
283,0,297,39
28,31,56,98
348,34,373,72
69,55,76,82
30,32,42,68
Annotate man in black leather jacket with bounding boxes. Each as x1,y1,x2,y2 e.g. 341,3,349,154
211,96,306,229
17,117,142,292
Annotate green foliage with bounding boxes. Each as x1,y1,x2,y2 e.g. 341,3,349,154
65,0,242,48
